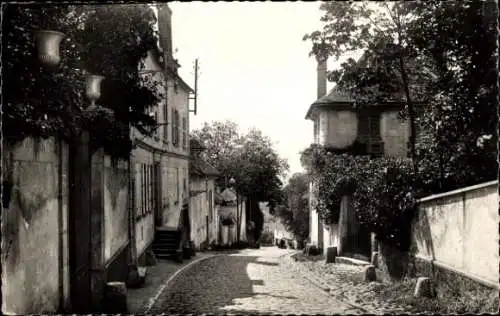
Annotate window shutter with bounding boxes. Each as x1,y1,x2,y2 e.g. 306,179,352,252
135,164,141,218
149,165,153,213
369,115,380,139
182,117,187,149
171,108,176,146
175,110,180,147
142,164,146,216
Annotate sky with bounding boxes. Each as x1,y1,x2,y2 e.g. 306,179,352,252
168,2,340,180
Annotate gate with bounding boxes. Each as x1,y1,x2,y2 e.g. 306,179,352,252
68,134,92,313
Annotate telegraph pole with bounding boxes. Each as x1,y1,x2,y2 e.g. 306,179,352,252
188,58,199,115
193,58,198,115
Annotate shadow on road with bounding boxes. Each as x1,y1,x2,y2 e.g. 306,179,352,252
148,254,286,315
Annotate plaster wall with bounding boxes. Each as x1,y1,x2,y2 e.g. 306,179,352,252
1,137,69,314
412,181,499,284
322,110,358,148
189,177,217,247
380,110,410,157
164,155,189,229
131,146,155,257
103,157,129,263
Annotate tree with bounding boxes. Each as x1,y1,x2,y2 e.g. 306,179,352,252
191,121,289,242
303,2,432,173
3,4,161,157
303,1,498,193
190,120,243,187
405,0,498,191
275,173,310,243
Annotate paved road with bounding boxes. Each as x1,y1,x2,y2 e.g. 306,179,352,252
148,247,363,315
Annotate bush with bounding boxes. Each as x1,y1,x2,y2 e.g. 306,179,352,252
306,146,419,252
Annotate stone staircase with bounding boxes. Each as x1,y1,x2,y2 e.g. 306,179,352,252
152,229,181,260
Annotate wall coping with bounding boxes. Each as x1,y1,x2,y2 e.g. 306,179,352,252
418,180,498,204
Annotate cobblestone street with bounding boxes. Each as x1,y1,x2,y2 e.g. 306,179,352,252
147,247,364,315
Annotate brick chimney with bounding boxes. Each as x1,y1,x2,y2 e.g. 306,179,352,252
316,57,328,99
156,4,177,71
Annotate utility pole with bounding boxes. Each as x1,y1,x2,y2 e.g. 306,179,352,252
193,58,198,115
189,58,199,115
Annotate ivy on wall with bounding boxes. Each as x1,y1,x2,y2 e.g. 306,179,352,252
301,144,419,250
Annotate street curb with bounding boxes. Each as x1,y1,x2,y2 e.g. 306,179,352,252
282,252,380,315
144,254,222,313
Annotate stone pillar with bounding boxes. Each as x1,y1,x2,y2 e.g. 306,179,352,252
104,282,127,313
325,247,338,263
90,147,106,312
371,232,378,253
337,195,349,256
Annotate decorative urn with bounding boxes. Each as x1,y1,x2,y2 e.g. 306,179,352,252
85,74,105,107
35,30,65,67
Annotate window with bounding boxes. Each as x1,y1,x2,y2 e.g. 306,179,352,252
141,164,146,216
175,111,180,147
171,109,180,147
145,164,149,214
359,114,384,156
137,164,155,219
171,108,176,146
149,165,153,213
182,117,188,149
135,164,141,218
359,114,380,140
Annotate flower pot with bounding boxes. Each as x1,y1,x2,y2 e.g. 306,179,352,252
35,30,65,67
86,74,105,106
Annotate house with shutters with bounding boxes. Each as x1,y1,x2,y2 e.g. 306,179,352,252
131,3,195,267
305,54,416,261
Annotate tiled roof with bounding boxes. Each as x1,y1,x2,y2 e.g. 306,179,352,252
189,156,220,178
305,50,429,120
190,138,206,151
314,86,354,105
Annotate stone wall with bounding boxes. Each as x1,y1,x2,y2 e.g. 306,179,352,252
1,137,69,314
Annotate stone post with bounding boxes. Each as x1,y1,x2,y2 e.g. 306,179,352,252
90,147,106,312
